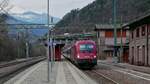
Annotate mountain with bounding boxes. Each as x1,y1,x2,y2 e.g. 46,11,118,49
10,11,60,24
6,15,30,24
6,11,60,38
6,15,48,40
55,0,150,34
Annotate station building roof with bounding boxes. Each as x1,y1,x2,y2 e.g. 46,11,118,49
94,24,121,30
94,24,130,31
123,13,150,30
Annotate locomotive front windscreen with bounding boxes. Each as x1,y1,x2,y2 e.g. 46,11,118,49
79,44,94,53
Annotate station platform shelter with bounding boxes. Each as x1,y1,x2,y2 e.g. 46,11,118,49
49,43,65,61
54,43,65,61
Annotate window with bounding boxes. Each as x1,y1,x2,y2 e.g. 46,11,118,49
136,28,140,37
97,32,100,37
117,31,126,37
142,45,145,63
137,46,140,63
105,30,126,38
141,26,146,36
132,47,134,57
132,47,134,64
79,44,94,53
105,31,113,37
131,31,134,39
148,25,150,35
149,28,150,35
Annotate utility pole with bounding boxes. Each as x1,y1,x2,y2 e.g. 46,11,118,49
25,28,29,58
17,31,20,58
53,38,55,63
120,17,123,63
47,0,50,82
147,24,149,65
113,0,118,63
26,42,29,58
50,34,53,72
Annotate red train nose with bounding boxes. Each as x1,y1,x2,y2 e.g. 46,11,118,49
88,59,92,63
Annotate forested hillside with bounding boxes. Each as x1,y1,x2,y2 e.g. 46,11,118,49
55,0,150,34
0,15,46,61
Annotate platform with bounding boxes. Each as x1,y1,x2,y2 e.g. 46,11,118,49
4,60,97,84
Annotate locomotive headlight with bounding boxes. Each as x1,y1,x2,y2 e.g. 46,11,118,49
77,55,80,58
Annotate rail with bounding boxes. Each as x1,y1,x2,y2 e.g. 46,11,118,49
0,56,46,83
0,56,45,68
92,70,119,84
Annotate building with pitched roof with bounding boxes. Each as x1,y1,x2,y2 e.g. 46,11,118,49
123,13,150,66
94,24,129,62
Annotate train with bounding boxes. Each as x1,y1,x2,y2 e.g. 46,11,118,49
63,40,97,68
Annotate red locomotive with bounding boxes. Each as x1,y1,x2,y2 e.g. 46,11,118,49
63,40,97,68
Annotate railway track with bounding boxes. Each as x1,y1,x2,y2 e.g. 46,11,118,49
92,70,119,84
95,62,150,84
0,56,46,83
64,58,119,84
84,70,119,84
0,57,40,68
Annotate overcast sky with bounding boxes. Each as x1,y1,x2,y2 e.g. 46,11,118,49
9,0,95,18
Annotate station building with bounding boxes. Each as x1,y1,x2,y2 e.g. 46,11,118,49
94,24,129,62
123,13,150,66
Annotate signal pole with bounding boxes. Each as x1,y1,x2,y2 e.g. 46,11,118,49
113,0,118,63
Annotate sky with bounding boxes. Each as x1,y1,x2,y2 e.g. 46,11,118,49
9,0,95,18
